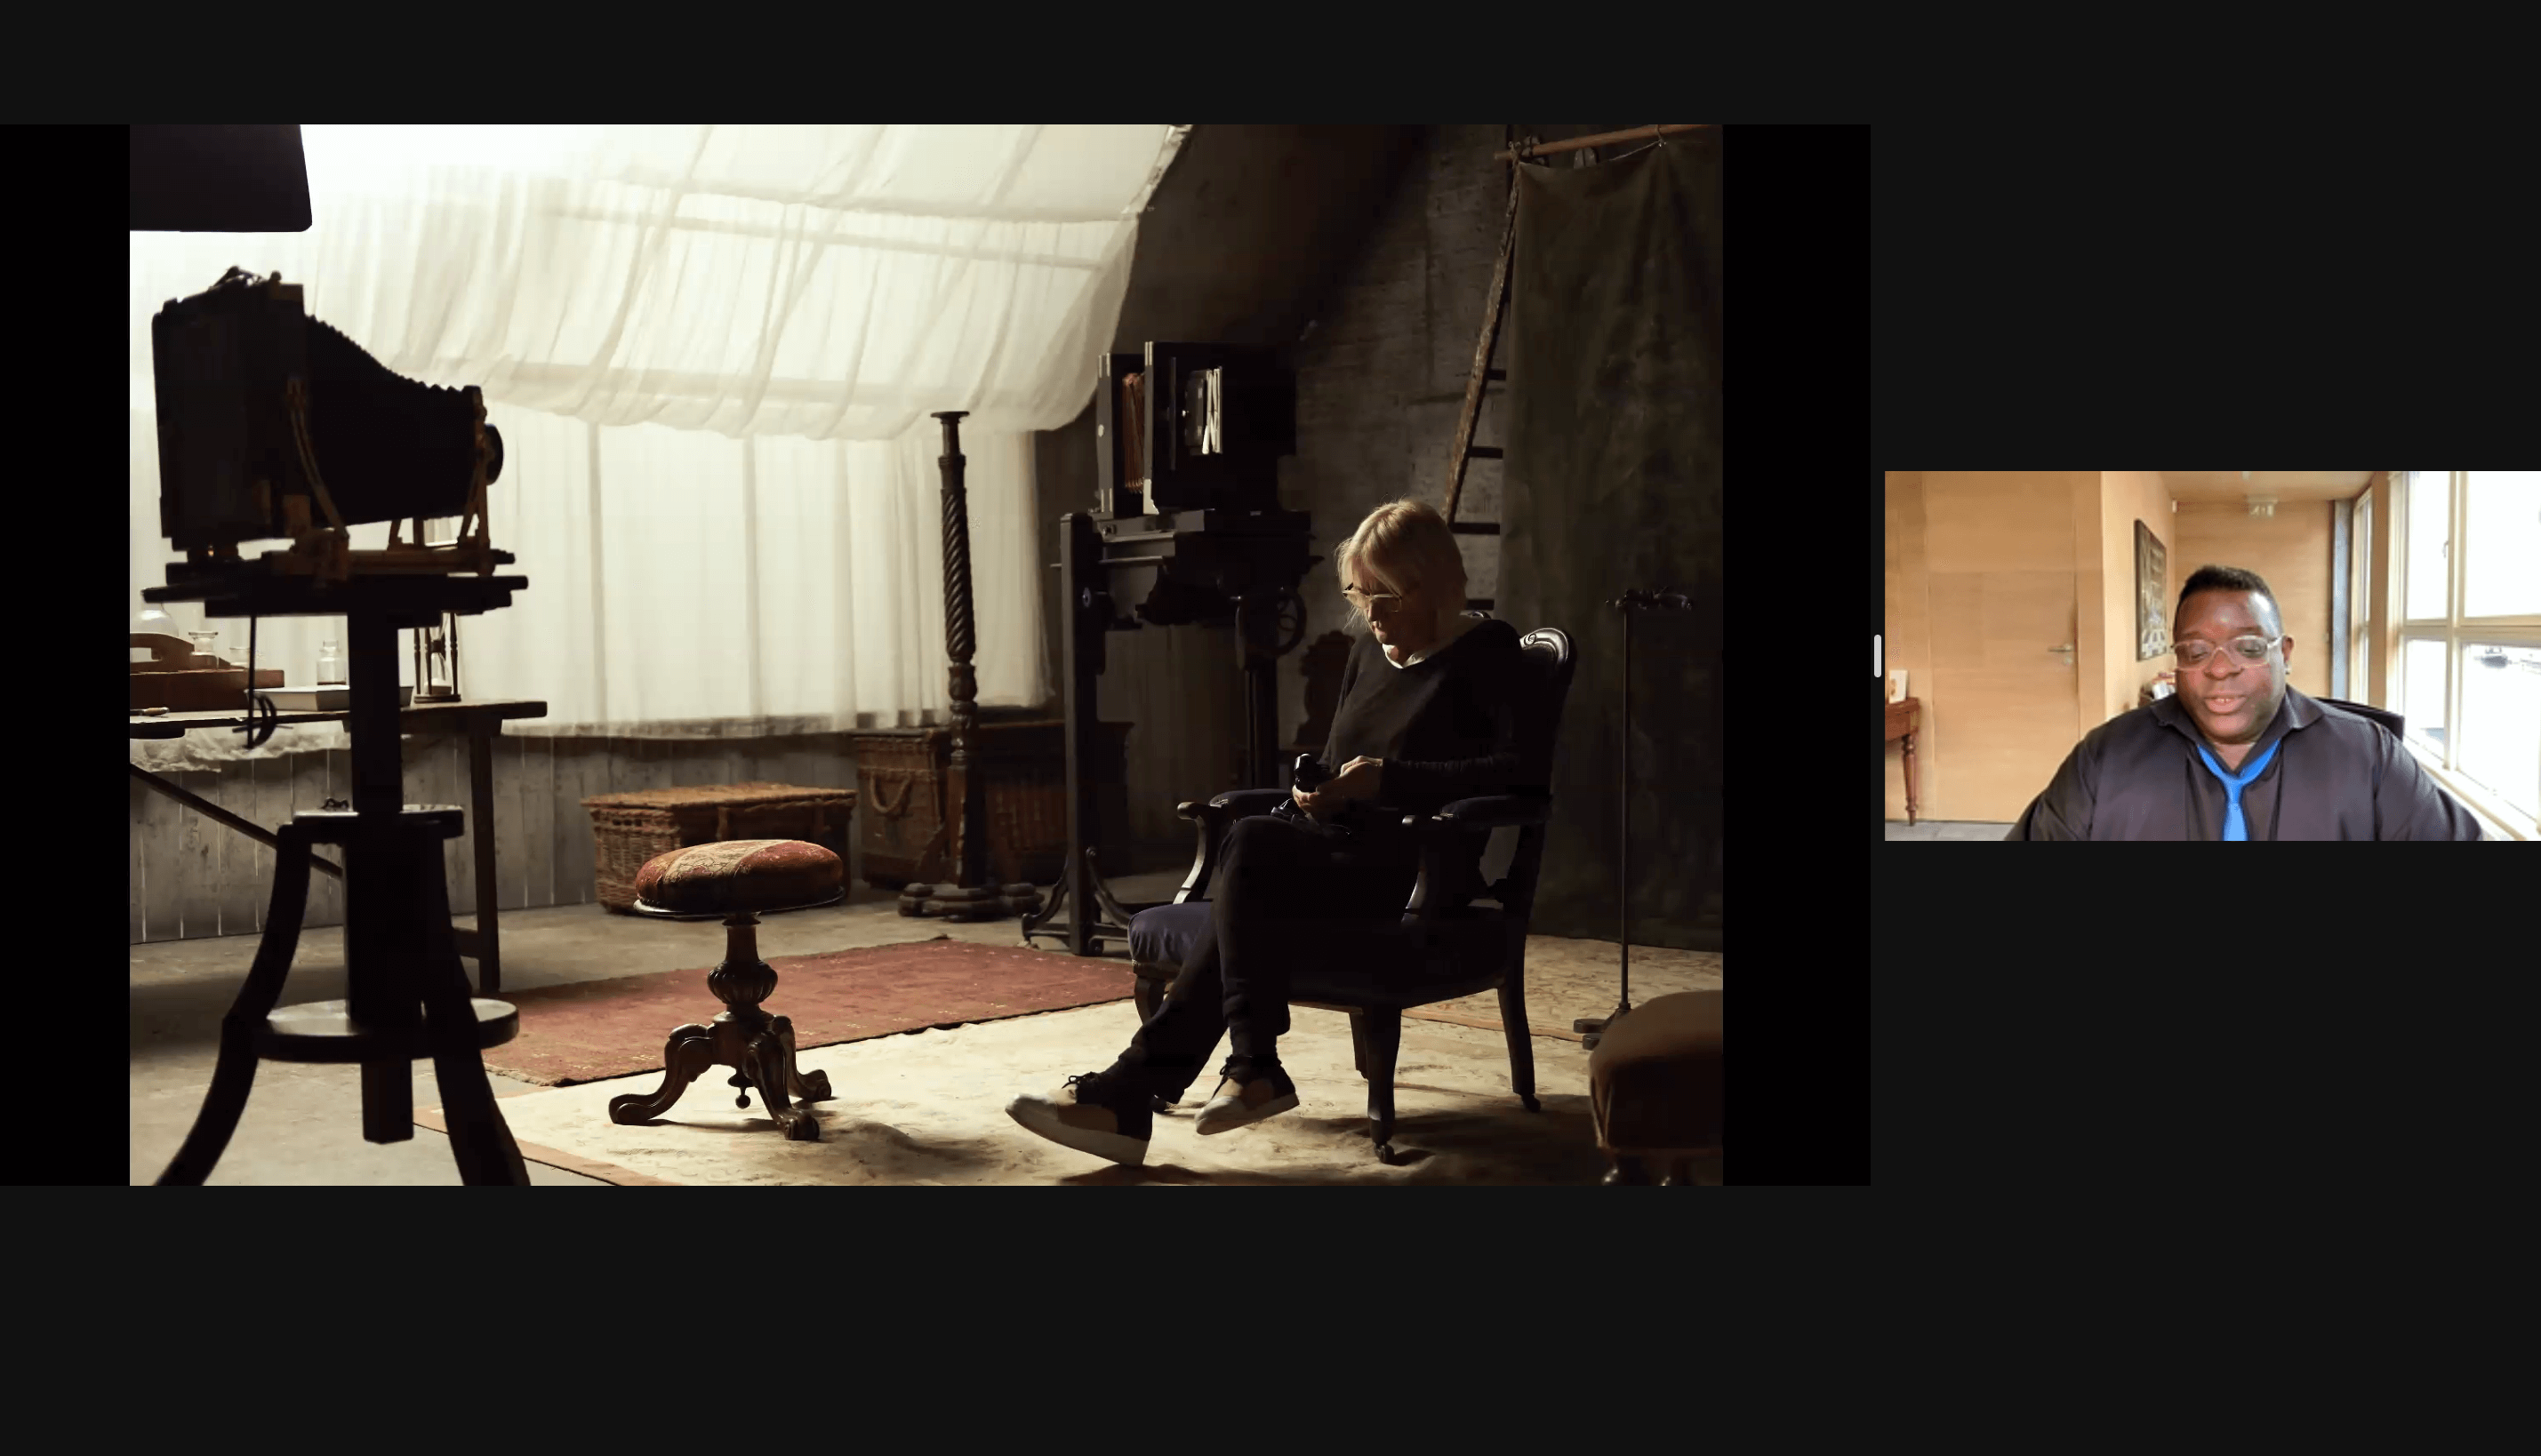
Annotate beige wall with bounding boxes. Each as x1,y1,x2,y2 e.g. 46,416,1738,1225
2171,499,2334,702
2099,470,2178,724
1884,469,2096,820
1884,471,1928,819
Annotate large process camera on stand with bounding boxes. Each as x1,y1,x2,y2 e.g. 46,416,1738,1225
146,268,536,1186
1022,343,1319,956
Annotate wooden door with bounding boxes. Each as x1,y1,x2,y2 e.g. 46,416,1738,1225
1920,472,2083,822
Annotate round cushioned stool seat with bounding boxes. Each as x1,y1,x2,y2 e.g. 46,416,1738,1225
1587,990,1721,1154
632,839,843,916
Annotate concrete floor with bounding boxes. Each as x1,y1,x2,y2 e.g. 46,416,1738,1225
1884,820,2015,841
132,868,1712,1185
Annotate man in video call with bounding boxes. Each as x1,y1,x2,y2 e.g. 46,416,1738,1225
2008,564,2486,840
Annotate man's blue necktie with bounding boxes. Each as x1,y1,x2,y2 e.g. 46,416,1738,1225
2195,738,2281,841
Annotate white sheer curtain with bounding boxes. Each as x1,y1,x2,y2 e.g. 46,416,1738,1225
131,124,1184,765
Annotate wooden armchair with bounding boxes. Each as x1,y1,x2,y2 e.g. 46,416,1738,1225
1124,620,1578,1163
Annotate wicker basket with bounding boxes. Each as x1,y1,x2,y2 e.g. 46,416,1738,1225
582,781,857,913
853,721,1128,890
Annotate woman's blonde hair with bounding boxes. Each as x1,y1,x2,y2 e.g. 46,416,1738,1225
1334,496,1469,634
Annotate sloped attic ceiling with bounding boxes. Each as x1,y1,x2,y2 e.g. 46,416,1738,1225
1110,124,1422,353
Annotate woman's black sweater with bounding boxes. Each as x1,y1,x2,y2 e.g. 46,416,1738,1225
1319,618,1544,852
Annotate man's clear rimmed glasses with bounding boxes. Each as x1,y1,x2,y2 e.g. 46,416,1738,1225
2175,634,2280,668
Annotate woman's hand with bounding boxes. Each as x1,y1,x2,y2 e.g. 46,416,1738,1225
1320,756,1383,804
1290,756,1381,822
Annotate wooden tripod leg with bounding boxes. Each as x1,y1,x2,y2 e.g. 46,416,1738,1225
157,827,317,1186
414,868,529,1186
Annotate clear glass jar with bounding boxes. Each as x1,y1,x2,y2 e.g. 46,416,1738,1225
317,639,346,685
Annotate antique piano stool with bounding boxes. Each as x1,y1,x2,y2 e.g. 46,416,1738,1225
606,839,846,1141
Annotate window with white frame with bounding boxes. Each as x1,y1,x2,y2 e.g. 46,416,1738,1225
2393,470,2541,833
2350,483,2372,697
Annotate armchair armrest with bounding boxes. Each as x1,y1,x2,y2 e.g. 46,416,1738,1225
1171,787,1294,902
1399,794,1551,832
1396,796,1548,923
1179,788,1292,823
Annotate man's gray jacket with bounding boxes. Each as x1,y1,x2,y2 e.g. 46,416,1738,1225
2007,687,2487,840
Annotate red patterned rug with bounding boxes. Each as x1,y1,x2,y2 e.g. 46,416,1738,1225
485,937,1138,1086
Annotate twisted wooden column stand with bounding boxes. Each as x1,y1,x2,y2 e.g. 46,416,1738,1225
900,409,1035,922
606,910,835,1140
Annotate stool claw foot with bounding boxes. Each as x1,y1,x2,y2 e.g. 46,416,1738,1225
610,1026,717,1126
1519,1094,1541,1113
747,1035,820,1142
769,1015,832,1103
1374,1141,1400,1165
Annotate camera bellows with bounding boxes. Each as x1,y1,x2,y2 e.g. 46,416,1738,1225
150,269,501,555
303,314,501,522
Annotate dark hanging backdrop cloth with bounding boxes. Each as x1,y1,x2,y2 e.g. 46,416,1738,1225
1497,133,1722,949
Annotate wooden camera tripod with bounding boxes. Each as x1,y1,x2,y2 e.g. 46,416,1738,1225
153,574,534,1186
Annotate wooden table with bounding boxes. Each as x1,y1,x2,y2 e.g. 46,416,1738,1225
130,699,548,995
1884,697,1920,827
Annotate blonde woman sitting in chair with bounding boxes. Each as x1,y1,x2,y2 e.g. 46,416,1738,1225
1006,497,1543,1165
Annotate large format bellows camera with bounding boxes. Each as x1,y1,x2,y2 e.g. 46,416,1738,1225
1097,342,1295,520
151,267,507,584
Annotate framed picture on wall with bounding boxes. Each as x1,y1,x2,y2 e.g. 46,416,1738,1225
2136,519,2168,661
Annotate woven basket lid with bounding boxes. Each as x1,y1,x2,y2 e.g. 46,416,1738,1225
582,780,852,811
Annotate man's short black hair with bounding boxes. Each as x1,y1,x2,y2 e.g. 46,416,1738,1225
2176,564,2283,638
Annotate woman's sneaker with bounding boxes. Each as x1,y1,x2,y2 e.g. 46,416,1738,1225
1193,1058,1301,1135
1006,1071,1153,1165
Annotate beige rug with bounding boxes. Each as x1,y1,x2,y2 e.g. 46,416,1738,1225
427,997,1719,1187
422,932,1723,1186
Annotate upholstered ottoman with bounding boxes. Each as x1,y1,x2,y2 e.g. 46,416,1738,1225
1586,990,1720,1185
605,839,846,1141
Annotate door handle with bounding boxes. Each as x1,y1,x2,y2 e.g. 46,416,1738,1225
2049,644,2074,653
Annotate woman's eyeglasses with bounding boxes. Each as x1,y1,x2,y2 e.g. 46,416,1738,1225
1343,587,1404,612
2175,635,2280,668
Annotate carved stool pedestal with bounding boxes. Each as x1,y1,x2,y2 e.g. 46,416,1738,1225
605,839,845,1142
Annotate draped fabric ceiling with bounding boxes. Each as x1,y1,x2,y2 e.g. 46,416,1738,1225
130,124,1185,763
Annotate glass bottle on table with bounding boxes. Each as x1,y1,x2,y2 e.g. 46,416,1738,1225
317,639,346,686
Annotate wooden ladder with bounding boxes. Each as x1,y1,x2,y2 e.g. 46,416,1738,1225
1441,140,1524,612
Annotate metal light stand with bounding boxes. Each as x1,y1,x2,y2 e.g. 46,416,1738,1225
899,411,1039,923
1576,588,1693,1052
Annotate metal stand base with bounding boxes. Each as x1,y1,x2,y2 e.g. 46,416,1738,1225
1019,846,1154,955
1575,999,1632,1052
899,881,1042,921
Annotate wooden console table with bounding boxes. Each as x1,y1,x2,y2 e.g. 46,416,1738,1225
1884,697,1920,827
130,699,547,994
